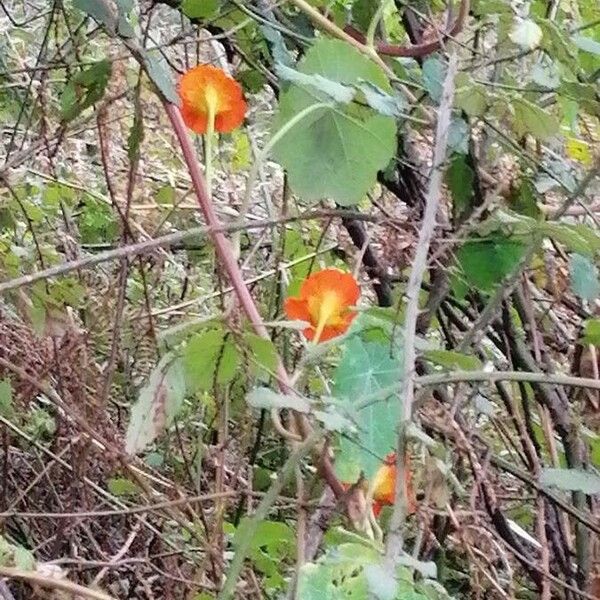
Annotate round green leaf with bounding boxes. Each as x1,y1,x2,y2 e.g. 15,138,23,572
272,39,396,205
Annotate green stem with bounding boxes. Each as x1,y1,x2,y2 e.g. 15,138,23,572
218,429,321,600
233,102,331,260
366,1,389,49
205,101,217,198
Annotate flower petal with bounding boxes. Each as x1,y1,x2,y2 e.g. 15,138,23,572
284,297,310,323
178,64,246,134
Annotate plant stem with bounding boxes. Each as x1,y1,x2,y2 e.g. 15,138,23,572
205,98,217,198
385,51,458,566
366,1,389,49
218,429,321,600
233,102,330,259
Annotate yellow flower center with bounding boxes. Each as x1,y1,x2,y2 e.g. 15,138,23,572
309,291,344,344
203,84,221,116
185,83,226,117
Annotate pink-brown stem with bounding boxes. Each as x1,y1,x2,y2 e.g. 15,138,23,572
163,102,293,393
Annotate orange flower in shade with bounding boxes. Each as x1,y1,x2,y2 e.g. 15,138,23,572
178,65,247,134
284,269,360,343
371,453,416,517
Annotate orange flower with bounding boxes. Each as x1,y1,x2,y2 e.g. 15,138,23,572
284,269,359,343
178,65,246,134
371,452,416,517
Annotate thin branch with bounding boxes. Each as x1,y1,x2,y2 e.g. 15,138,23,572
218,430,322,600
0,566,116,600
0,210,385,294
385,51,459,564
416,370,600,391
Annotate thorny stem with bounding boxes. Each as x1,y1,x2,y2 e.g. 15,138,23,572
164,102,294,391
385,51,458,565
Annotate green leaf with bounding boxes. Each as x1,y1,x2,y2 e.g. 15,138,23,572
181,0,219,19
540,468,600,494
537,20,578,70
261,24,295,67
447,118,469,154
183,328,238,391
217,337,239,385
364,563,397,600
77,195,119,244
116,0,135,37
455,76,489,117
446,154,474,221
355,81,407,117
424,349,482,371
509,19,542,49
233,519,295,590
243,333,278,373
572,35,600,55
275,63,355,104
422,56,445,103
457,235,527,292
127,107,144,162
0,379,15,419
581,319,600,345
125,354,186,454
73,0,117,34
334,337,402,481
569,253,600,301
108,477,140,497
272,39,396,205
512,97,559,141
231,130,251,171
543,222,600,256
60,60,111,121
246,387,311,413
298,543,378,600
142,51,179,104
12,545,35,571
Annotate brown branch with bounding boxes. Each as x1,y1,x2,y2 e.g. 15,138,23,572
343,0,470,57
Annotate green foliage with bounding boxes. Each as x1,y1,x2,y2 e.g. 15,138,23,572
0,536,35,570
272,39,397,205
229,519,295,590
334,336,402,481
183,327,239,391
422,56,446,103
60,60,111,121
298,543,447,600
142,51,179,103
446,155,474,221
181,0,220,19
0,379,15,420
424,350,482,371
77,195,119,244
511,97,560,141
540,468,600,494
581,319,600,345
456,235,527,292
107,477,141,497
569,253,600,301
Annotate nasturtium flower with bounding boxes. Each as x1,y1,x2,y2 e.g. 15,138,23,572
371,452,416,517
178,64,246,134
284,268,360,343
